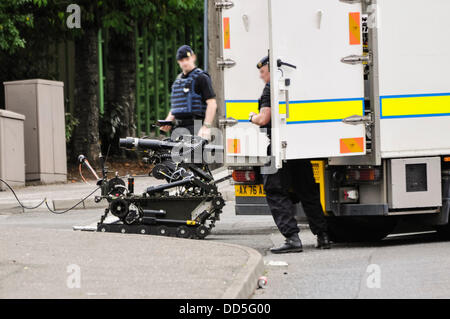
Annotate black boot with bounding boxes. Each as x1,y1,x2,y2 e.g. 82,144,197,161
316,232,331,249
270,233,303,254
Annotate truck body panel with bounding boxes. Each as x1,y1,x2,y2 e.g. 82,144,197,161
216,0,450,226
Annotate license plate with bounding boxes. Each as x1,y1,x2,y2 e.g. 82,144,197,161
235,184,266,197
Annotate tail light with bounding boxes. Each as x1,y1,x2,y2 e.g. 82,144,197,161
346,168,381,182
232,170,256,183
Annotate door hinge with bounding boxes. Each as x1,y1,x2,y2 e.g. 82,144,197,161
339,0,362,4
215,1,234,10
340,54,371,65
217,57,236,69
342,114,372,125
219,117,238,128
281,141,287,161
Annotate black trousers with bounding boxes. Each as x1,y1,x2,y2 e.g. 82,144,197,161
173,117,204,136
262,159,328,238
174,124,195,135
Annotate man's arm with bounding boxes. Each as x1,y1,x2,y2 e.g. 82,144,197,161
203,98,217,125
250,107,271,126
197,98,217,139
165,111,175,122
195,73,217,139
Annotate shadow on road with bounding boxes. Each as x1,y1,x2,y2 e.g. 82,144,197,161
331,231,450,249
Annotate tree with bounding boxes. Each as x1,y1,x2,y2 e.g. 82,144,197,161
100,0,204,155
70,1,102,163
69,0,204,161
0,0,46,54
100,0,158,156
1,0,205,163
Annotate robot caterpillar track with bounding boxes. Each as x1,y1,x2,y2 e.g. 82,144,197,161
97,193,225,239
90,135,225,240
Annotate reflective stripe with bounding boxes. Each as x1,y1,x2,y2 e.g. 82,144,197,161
225,98,364,123
283,98,364,124
380,93,450,118
225,100,259,121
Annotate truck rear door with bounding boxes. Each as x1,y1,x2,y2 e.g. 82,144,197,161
268,0,367,168
219,0,271,167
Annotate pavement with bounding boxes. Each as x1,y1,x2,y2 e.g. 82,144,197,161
0,168,268,299
0,227,263,299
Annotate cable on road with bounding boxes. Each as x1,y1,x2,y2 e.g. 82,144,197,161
0,178,101,215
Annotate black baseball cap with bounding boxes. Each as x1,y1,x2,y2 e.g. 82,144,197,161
176,45,194,60
257,56,269,69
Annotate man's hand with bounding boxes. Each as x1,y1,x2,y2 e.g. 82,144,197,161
197,125,211,141
160,125,171,133
249,112,257,123
160,112,175,132
249,108,271,126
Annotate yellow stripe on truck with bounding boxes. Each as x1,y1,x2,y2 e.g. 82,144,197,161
284,99,364,123
381,93,450,118
225,101,259,121
225,99,364,123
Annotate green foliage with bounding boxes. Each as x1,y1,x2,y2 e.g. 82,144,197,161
100,102,128,140
0,0,46,53
101,0,203,33
99,101,137,155
65,112,79,142
1,0,205,153
0,0,73,83
0,0,204,55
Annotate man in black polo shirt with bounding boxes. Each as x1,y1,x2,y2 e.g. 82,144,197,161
249,56,331,254
160,45,217,139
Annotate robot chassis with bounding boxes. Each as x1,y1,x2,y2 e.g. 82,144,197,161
89,135,225,240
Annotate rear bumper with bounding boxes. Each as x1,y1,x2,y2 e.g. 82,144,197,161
337,204,388,216
235,196,270,215
235,195,307,222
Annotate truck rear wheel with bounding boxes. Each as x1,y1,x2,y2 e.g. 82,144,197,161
326,216,397,243
435,224,450,240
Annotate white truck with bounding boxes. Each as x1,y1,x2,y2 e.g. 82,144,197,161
216,0,450,241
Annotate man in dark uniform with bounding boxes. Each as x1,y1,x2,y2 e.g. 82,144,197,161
160,45,217,140
249,56,331,254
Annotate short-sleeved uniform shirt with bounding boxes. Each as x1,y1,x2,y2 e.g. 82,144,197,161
258,82,272,139
175,67,216,120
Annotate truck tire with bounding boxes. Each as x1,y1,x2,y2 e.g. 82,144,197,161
435,224,450,240
326,216,397,243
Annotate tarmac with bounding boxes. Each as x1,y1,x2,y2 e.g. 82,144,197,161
0,168,268,299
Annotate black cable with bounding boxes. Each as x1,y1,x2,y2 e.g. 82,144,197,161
0,178,46,210
0,178,101,214
44,186,101,214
